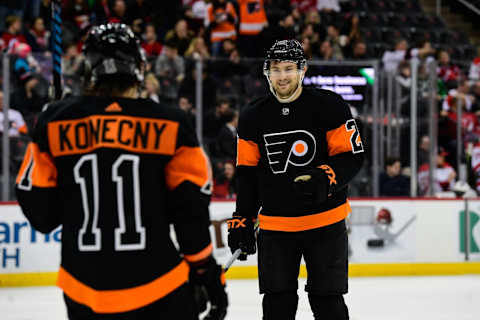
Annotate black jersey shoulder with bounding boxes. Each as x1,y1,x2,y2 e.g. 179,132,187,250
303,87,354,130
40,96,187,121
238,96,269,141
37,96,198,149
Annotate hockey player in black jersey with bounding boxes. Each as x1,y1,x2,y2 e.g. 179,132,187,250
227,39,364,320
15,23,227,320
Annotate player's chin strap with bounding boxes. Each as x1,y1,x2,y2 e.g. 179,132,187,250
265,70,305,104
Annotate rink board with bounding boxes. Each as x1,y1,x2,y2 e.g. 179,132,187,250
1,199,480,287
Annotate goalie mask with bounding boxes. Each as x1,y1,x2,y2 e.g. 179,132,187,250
83,23,146,85
263,39,307,103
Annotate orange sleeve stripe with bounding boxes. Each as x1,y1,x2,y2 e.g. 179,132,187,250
165,146,211,190
326,124,353,156
236,138,260,166
258,202,351,232
16,142,33,185
57,261,189,314
16,143,57,187
184,243,213,263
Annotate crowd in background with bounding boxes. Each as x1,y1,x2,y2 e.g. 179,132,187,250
2,0,480,199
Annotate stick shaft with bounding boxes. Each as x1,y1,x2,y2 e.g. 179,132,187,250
51,0,62,99
224,249,242,272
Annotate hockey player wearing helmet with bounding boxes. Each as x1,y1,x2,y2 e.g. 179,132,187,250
15,23,227,320
227,39,364,320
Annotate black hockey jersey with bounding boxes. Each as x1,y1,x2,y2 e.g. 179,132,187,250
15,96,213,313
236,88,364,232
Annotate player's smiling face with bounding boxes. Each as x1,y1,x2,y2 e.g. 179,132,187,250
269,61,301,99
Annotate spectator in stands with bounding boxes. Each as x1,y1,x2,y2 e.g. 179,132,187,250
340,13,361,57
93,0,111,24
418,149,457,195
155,40,185,106
258,11,296,55
237,0,268,57
409,40,436,62
318,40,334,60
141,73,161,103
184,36,210,60
62,42,84,77
178,95,196,126
291,0,317,14
379,157,410,197
181,2,205,35
141,23,163,57
468,46,480,81
301,36,314,60
470,81,480,116
214,108,238,161
155,41,185,94
325,24,344,60
418,135,430,167
178,61,217,113
39,0,53,30
205,0,237,56
0,90,28,138
110,0,128,23
164,19,194,57
25,17,50,53
213,160,236,199
442,79,474,113
317,0,341,13
213,47,249,78
218,38,236,57
350,40,368,60
382,38,408,72
64,0,90,30
11,42,39,85
1,16,26,50
437,50,461,89
10,72,47,133
300,23,320,51
127,0,152,26
203,98,231,141
130,17,144,37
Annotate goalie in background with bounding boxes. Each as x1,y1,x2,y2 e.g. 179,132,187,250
15,23,227,320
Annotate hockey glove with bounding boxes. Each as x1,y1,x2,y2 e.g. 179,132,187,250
293,165,337,206
190,256,228,320
227,215,256,261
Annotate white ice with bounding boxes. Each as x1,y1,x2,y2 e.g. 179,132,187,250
1,276,479,319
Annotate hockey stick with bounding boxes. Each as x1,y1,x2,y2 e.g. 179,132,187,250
51,0,63,100
223,220,260,273
224,248,242,273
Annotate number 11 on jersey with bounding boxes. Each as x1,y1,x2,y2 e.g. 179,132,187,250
74,154,146,252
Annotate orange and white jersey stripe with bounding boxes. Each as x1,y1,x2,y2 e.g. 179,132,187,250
206,2,238,42
238,0,267,35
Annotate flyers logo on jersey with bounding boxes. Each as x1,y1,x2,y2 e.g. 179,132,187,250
264,130,316,174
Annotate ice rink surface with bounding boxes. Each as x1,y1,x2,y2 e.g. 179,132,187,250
1,275,479,320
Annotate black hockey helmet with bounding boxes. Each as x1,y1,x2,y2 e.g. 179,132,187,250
263,39,307,75
83,23,146,84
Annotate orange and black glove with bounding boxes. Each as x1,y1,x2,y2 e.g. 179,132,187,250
293,165,337,206
227,214,256,261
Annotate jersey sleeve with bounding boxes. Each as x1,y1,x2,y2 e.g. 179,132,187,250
235,105,261,219
165,112,213,264
323,92,365,192
15,109,61,234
